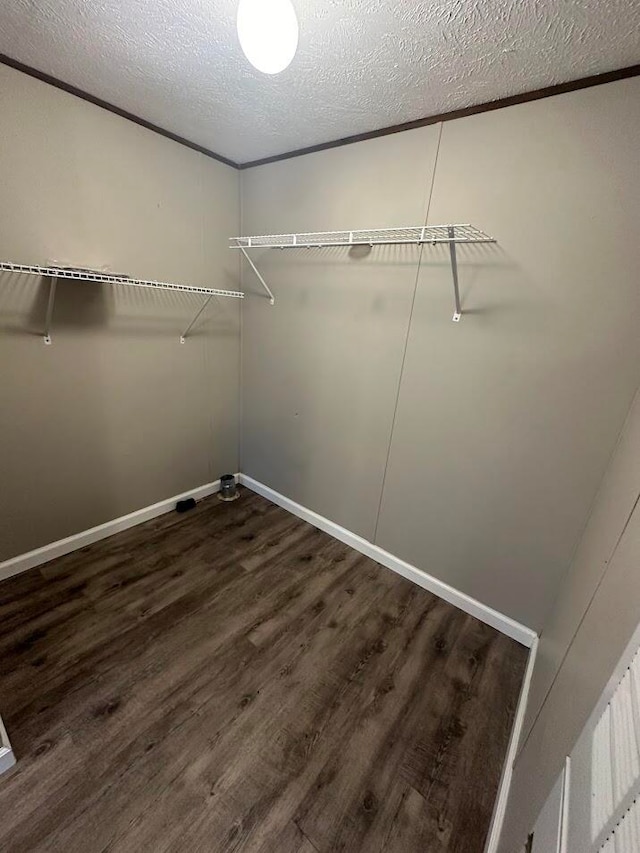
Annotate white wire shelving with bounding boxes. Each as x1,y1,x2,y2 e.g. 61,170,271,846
230,224,493,249
230,224,496,321
0,260,244,344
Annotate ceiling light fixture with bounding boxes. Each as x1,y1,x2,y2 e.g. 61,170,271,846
237,0,298,75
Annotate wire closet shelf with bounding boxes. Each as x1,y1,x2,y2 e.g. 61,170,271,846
0,261,243,345
229,224,494,249
230,223,496,322
0,261,244,298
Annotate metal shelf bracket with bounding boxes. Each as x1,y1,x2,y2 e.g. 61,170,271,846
238,246,275,305
180,295,212,343
43,276,57,344
448,226,462,322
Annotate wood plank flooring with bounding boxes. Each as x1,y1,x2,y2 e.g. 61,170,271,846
0,488,528,852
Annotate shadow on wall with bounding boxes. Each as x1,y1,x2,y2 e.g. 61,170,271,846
28,275,110,337
241,240,521,320
0,271,241,341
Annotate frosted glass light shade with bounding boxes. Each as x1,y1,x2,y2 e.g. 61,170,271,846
237,0,299,75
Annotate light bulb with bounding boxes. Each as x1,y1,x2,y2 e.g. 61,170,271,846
237,0,299,75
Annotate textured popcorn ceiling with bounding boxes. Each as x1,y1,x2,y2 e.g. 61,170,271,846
0,0,638,163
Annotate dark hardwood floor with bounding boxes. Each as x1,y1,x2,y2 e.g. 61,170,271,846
0,488,528,852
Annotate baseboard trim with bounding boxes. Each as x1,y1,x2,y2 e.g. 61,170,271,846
0,747,15,775
483,635,539,853
1,471,537,649
238,475,537,648
0,716,16,776
0,477,234,582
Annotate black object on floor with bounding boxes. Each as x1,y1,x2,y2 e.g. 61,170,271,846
176,497,197,513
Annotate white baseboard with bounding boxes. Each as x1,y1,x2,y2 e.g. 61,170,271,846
0,747,15,776
238,475,537,648
0,477,233,582
0,716,16,776
483,635,539,852
2,471,538,649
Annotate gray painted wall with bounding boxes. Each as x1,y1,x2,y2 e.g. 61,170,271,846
240,126,440,541
241,76,640,631
500,388,640,851
0,64,241,562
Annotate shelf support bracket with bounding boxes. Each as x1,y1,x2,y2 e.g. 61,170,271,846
43,276,57,344
448,226,462,322
180,295,212,344
239,247,275,305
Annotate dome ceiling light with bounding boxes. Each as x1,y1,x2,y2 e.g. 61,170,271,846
237,0,299,75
